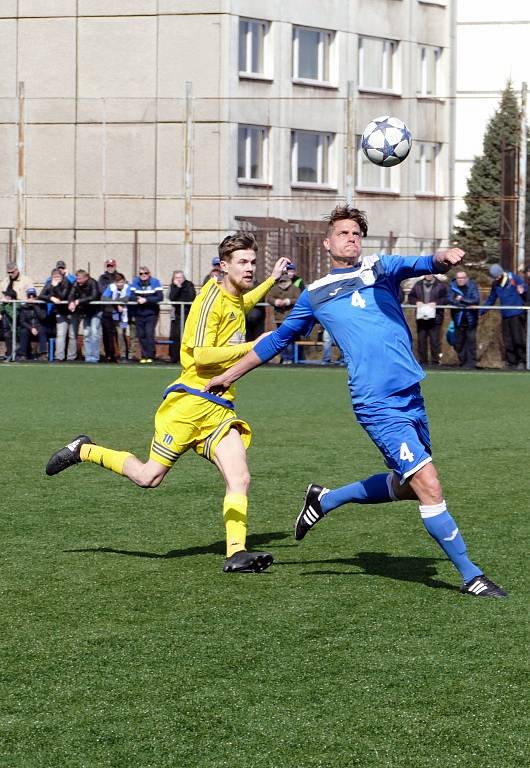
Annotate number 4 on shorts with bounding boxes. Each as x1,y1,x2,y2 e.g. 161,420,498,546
400,442,414,462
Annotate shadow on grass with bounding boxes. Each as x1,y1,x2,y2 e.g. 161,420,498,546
64,530,292,559
297,550,460,592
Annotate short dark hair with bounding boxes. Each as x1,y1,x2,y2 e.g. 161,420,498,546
114,272,125,282
218,232,258,262
75,268,88,277
324,205,368,237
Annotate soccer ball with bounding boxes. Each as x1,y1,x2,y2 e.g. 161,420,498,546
361,116,412,167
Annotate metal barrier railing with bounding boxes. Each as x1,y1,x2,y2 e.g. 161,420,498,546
1,300,529,370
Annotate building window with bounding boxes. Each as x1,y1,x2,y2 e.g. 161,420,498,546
238,125,269,183
359,36,399,92
356,135,397,192
239,18,270,77
415,142,440,194
417,45,441,96
292,130,334,186
293,26,334,84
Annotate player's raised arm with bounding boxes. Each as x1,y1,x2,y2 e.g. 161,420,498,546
433,247,465,269
242,256,291,312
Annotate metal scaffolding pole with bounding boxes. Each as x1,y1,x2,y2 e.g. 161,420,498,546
345,81,355,207
16,82,26,271
517,82,527,273
184,81,194,280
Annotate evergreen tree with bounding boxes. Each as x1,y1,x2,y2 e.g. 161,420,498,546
454,83,526,264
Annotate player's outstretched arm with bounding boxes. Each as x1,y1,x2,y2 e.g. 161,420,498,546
204,349,263,394
242,256,291,312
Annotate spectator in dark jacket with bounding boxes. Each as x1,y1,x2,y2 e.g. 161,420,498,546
17,287,48,360
480,264,526,369
39,268,77,361
129,266,163,363
448,270,480,369
68,269,101,363
168,270,196,364
408,274,448,366
98,258,119,361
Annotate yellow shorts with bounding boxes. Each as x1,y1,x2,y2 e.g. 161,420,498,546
149,390,252,467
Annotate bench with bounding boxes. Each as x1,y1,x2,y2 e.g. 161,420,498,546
294,340,323,365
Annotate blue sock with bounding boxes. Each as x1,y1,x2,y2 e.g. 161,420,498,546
420,502,482,583
321,473,395,514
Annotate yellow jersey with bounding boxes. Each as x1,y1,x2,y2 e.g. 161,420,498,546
167,276,275,402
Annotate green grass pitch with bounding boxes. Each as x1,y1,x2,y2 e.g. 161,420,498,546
1,365,529,768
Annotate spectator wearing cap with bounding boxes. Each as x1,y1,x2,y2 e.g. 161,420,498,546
39,267,77,361
102,272,132,361
480,264,526,369
202,256,223,286
98,259,119,361
16,287,48,361
49,260,76,286
129,266,163,363
68,269,101,363
266,261,302,364
1,261,35,360
286,261,305,291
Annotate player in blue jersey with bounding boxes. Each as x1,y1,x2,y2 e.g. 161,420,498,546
204,205,507,598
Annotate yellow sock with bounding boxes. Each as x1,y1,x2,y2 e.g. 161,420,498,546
80,444,133,476
223,493,248,557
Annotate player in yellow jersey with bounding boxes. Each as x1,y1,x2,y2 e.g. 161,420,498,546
45,232,290,573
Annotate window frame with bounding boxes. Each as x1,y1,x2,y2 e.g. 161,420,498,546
291,129,336,189
292,25,336,87
358,35,401,94
414,141,442,196
356,135,400,194
237,124,271,187
417,44,442,98
238,17,272,81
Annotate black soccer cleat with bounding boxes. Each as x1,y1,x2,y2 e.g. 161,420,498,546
294,483,329,541
45,434,93,476
223,550,273,573
460,574,507,598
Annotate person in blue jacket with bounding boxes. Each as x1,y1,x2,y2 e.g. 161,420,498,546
204,205,507,598
448,270,480,368
480,264,526,369
130,266,163,363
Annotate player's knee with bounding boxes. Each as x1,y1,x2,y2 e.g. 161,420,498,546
411,464,442,503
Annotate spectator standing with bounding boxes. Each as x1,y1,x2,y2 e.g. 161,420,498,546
480,264,526,369
202,256,223,286
39,267,77,361
408,274,448,366
287,262,305,291
168,270,196,364
448,270,480,369
68,269,101,363
52,260,76,286
244,288,266,343
98,258,119,361
130,266,163,363
102,272,131,362
266,261,302,364
524,265,530,305
1,262,34,359
16,287,48,360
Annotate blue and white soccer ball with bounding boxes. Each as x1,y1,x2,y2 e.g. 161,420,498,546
361,116,412,167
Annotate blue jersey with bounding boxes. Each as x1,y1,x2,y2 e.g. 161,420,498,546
255,253,444,407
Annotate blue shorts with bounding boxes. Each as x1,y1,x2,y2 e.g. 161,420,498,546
354,384,432,483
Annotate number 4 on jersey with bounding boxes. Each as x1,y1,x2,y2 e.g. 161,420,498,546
400,442,414,462
351,291,366,308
